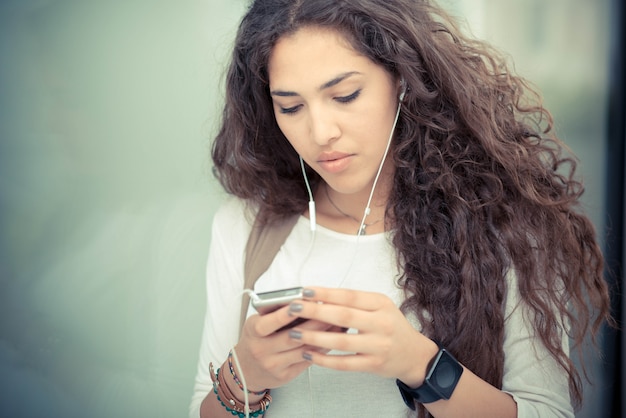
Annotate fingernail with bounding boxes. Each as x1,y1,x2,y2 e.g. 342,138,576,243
289,330,302,340
289,303,303,314
303,352,313,361
303,288,315,298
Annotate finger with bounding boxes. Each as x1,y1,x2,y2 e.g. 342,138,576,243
250,348,313,389
260,346,314,371
294,319,342,332
289,327,379,355
248,305,302,337
272,316,344,334
289,300,377,330
327,325,350,333
302,287,393,311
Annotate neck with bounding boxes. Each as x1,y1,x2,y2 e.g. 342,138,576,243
310,151,394,235
324,183,387,222
316,164,393,235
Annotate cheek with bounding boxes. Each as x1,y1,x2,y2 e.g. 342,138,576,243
358,110,393,144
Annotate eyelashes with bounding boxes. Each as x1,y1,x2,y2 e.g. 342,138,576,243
334,88,361,104
280,104,302,115
279,89,362,115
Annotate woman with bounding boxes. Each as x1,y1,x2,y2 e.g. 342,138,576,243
190,0,611,417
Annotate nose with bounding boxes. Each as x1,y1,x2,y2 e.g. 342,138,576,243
308,105,341,146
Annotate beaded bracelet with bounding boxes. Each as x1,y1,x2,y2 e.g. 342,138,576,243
228,349,267,396
209,362,272,418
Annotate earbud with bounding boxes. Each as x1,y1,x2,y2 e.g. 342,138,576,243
398,78,407,102
299,156,316,232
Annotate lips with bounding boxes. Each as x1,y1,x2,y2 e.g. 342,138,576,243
317,151,354,173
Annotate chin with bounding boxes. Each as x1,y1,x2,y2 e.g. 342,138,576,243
325,179,374,196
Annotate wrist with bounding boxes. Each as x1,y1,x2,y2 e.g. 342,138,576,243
210,364,272,417
396,342,464,409
226,349,268,398
398,336,440,387
221,360,266,403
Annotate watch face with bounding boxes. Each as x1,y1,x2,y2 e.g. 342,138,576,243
434,360,456,387
427,349,463,399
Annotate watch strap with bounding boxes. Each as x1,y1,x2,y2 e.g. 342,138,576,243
396,377,443,408
396,346,463,409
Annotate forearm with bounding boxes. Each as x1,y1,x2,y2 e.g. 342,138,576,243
286,287,520,418
396,338,517,418
424,367,517,418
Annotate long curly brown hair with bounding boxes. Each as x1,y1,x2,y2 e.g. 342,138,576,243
211,0,612,414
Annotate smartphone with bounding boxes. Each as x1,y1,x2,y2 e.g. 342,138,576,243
251,287,304,315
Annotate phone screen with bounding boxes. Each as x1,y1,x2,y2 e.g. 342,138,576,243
251,287,304,315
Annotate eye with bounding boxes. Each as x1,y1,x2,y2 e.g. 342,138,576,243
335,89,361,104
279,104,302,115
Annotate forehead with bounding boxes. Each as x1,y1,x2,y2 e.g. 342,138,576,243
268,26,379,87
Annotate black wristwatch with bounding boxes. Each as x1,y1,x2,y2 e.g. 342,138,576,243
396,347,463,409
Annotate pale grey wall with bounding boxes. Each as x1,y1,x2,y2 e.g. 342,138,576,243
0,1,244,417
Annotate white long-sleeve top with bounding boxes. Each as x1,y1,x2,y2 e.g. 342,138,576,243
190,197,573,418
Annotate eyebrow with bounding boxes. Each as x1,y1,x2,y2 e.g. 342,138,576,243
270,71,361,97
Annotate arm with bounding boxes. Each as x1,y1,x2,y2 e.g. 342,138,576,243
425,268,573,418
499,270,574,418
287,284,572,418
424,367,517,418
189,199,248,418
190,199,334,417
196,303,339,418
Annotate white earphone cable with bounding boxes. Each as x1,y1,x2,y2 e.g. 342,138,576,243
236,289,260,418
229,346,250,418
356,99,402,236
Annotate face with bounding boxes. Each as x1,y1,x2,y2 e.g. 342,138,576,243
268,26,400,197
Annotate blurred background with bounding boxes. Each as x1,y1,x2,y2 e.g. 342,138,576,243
0,0,623,417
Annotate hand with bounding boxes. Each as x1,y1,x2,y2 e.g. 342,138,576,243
233,304,340,392
286,287,439,387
